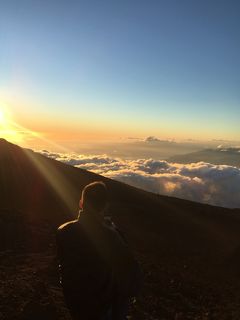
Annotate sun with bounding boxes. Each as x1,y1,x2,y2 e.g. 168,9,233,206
0,106,22,143
0,109,6,125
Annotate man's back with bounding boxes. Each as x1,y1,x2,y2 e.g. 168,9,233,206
57,215,114,319
57,181,142,320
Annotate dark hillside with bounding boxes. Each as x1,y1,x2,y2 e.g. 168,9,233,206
1,139,240,319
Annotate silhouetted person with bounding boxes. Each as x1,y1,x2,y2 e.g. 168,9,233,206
57,181,141,320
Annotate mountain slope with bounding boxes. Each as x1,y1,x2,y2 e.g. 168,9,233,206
1,138,240,319
168,148,240,167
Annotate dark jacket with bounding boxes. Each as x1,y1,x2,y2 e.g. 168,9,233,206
57,212,141,319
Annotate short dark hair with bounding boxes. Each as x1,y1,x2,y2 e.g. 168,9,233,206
81,181,108,212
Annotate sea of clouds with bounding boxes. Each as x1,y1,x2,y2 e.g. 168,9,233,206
39,150,240,208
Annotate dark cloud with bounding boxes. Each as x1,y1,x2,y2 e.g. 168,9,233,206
217,146,240,153
144,136,175,143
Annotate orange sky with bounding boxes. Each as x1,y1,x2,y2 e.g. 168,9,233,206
0,100,239,152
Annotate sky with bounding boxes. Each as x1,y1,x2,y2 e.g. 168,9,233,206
0,0,240,149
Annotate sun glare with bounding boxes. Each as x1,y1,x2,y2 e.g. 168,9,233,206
0,104,70,151
0,106,23,143
0,109,6,125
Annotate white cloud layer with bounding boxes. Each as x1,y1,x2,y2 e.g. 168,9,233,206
39,150,240,208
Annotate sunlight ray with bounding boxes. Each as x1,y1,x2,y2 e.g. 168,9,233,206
23,147,79,215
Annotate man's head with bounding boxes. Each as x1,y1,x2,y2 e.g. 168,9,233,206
80,181,108,213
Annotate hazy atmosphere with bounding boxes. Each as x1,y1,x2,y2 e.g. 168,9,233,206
1,0,240,208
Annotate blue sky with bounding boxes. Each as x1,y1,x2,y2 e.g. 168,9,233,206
0,0,240,144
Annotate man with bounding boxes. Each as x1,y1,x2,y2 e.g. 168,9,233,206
57,181,141,320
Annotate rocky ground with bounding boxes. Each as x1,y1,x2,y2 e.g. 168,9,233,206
1,241,240,320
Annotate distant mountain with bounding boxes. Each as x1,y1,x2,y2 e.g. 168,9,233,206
1,138,240,319
168,148,240,167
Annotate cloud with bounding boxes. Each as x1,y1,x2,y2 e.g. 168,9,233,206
38,150,240,208
144,136,175,144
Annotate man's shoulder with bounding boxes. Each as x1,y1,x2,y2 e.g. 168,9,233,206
56,219,84,247
57,219,79,233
